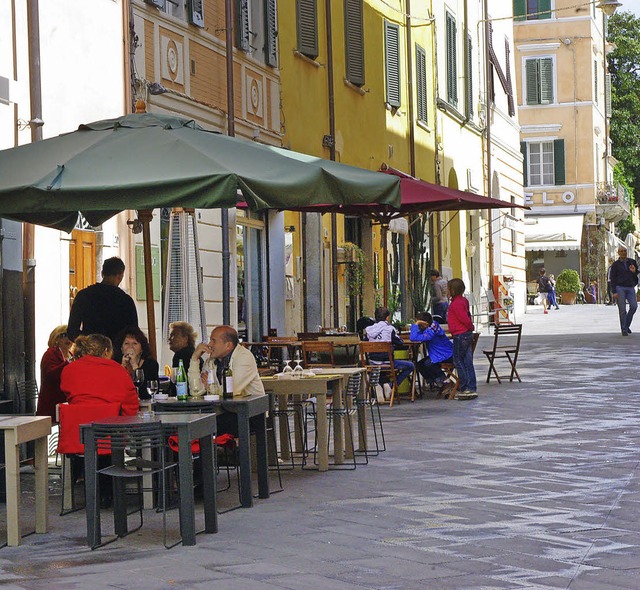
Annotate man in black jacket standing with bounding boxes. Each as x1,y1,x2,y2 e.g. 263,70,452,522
609,246,639,336
67,257,138,343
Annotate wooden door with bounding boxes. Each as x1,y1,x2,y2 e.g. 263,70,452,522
69,230,96,308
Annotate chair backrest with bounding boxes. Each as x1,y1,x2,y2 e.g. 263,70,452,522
301,341,335,368
358,341,394,366
56,402,121,455
490,323,522,352
15,379,38,415
345,372,362,399
297,332,321,341
92,422,165,455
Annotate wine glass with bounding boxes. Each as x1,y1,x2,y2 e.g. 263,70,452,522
292,359,304,379
133,369,145,398
146,379,159,399
282,359,293,375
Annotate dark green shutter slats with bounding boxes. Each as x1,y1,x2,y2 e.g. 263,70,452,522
385,21,401,107
265,0,278,67
297,0,318,59
514,0,550,20
188,0,204,27
525,59,538,104
466,33,473,117
345,0,365,86
520,142,528,186
539,0,552,19
513,0,526,21
416,44,427,123
526,57,553,105
553,139,565,185
504,39,515,116
446,12,457,107
235,0,250,52
540,58,553,103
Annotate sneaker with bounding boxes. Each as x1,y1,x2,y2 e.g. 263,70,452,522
458,390,478,400
622,331,629,336
383,383,393,400
555,306,560,310
374,384,385,403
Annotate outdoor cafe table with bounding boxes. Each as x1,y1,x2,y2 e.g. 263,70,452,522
80,413,217,548
0,415,51,546
260,374,343,471
154,394,270,509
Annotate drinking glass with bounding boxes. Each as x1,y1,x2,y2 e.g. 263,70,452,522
282,360,293,375
133,369,145,397
292,360,304,379
146,379,159,399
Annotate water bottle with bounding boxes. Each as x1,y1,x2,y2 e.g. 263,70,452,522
176,359,188,401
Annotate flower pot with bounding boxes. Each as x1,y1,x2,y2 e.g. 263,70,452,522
561,292,577,305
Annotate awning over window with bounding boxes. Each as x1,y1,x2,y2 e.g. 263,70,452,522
524,214,584,252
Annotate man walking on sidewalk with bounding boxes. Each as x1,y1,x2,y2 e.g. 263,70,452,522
609,246,639,336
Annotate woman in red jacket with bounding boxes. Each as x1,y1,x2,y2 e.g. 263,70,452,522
447,278,477,400
61,334,139,416
36,325,73,420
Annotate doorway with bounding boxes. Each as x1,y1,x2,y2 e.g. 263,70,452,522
69,229,96,309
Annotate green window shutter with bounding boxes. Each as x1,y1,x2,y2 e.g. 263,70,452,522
605,73,611,116
513,0,525,21
553,139,565,185
344,0,365,86
520,142,528,186
540,57,554,103
538,0,551,19
594,60,598,104
525,59,539,105
385,21,401,108
446,12,457,107
235,0,250,52
297,0,318,59
264,0,278,67
188,0,204,27
466,33,473,117
416,44,427,123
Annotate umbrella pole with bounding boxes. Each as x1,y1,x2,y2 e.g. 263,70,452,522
138,210,157,358
382,224,389,308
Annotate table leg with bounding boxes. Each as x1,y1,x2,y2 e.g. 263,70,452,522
34,435,48,534
357,374,368,452
332,380,344,465
276,394,291,462
84,433,101,548
112,449,128,537
237,407,253,508
4,430,21,546
316,391,328,472
198,434,218,534
252,414,270,500
177,425,196,545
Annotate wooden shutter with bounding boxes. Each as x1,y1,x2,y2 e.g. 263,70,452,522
520,142,528,186
344,0,365,86
235,0,251,52
540,58,553,104
513,0,526,21
188,0,204,27
525,58,540,105
504,38,515,116
466,33,473,117
416,44,427,123
538,0,552,19
385,21,401,108
297,0,318,59
264,0,278,67
605,73,611,116
553,139,565,186
446,12,457,107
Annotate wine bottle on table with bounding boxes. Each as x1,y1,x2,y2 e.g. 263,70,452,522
176,359,188,401
223,363,234,399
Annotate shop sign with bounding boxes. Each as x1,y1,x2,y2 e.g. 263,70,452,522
524,191,575,206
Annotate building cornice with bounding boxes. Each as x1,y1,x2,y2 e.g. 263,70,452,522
517,42,561,53
521,124,562,134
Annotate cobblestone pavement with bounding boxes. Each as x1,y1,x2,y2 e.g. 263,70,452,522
1,303,640,589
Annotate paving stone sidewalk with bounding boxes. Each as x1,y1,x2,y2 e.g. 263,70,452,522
1,303,640,589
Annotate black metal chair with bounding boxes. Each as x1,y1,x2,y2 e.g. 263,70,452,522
90,422,178,549
355,367,386,457
483,324,523,384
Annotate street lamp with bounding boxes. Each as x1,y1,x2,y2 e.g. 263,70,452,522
596,1,621,17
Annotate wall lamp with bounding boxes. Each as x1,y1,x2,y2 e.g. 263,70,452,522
285,225,296,232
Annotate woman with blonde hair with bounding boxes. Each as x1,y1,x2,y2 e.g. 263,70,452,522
36,325,73,420
61,334,139,416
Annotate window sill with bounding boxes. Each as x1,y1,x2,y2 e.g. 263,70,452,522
416,120,431,133
343,79,366,96
293,50,322,68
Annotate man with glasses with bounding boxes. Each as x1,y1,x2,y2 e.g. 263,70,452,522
609,246,639,336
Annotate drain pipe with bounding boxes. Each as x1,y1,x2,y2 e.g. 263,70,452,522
483,0,495,294
222,0,234,326
325,0,339,328
23,0,43,393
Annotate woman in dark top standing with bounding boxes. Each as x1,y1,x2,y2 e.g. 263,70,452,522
36,325,73,420
114,326,159,385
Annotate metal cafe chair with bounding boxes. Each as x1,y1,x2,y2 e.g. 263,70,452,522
355,366,386,456
89,421,179,549
483,323,523,383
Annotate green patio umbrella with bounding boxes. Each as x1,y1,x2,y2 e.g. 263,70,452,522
0,112,400,232
0,113,401,354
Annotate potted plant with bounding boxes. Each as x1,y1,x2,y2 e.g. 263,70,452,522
555,268,581,305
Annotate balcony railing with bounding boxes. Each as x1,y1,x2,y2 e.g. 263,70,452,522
596,182,630,222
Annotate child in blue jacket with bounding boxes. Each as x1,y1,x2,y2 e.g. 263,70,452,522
410,311,454,394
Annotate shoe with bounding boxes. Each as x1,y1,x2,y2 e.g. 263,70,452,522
628,328,632,334
543,310,548,314
622,331,629,336
383,383,393,400
375,384,385,403
555,307,560,310
457,390,478,400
